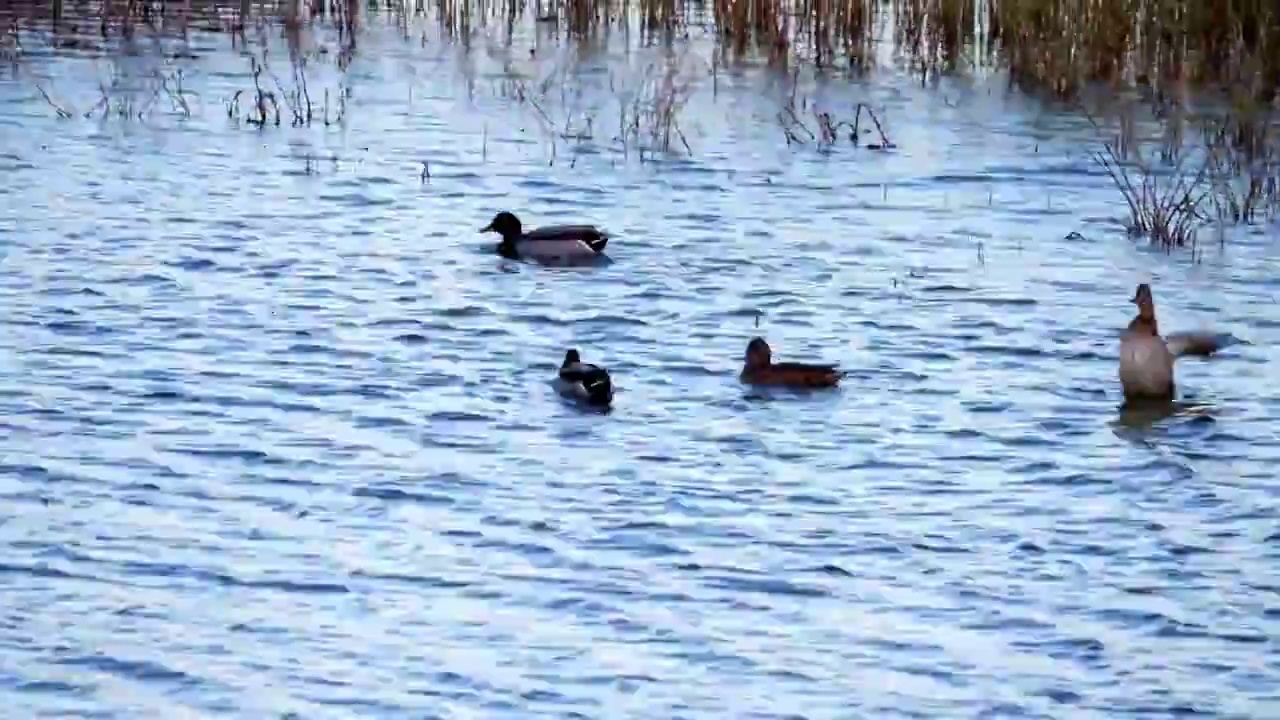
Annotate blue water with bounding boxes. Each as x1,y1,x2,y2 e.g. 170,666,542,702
1,5,1279,719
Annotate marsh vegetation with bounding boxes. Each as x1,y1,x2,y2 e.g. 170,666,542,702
3,0,1277,251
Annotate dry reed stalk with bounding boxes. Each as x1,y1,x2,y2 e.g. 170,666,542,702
9,0,1273,99
494,45,699,164
1083,104,1221,251
2,0,1276,87
7,0,1277,235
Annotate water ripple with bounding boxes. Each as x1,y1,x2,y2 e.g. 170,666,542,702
0,10,1277,720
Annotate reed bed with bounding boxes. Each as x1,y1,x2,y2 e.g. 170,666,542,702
4,0,1277,244
5,0,1275,100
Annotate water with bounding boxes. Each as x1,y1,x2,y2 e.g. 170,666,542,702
2,7,1279,719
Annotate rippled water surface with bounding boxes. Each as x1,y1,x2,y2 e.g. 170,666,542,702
2,9,1279,719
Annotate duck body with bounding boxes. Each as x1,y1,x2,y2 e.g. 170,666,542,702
1118,329,1176,400
1118,283,1229,402
556,349,614,407
741,361,843,388
482,211,609,263
739,337,842,388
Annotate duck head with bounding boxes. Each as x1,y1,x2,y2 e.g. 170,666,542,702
744,336,772,371
481,211,523,241
562,348,581,369
1130,283,1159,334
1132,283,1154,312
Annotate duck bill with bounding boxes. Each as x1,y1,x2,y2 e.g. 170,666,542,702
480,222,493,233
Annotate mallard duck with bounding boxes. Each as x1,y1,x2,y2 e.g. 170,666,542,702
740,336,843,388
556,349,614,407
1119,283,1229,402
481,211,609,262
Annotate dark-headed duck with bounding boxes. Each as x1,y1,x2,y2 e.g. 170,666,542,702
1119,282,1231,401
739,336,843,388
481,211,609,262
556,349,614,407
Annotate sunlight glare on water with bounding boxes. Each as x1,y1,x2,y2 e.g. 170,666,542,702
0,4,1278,719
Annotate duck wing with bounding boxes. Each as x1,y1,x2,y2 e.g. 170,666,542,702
558,363,613,404
766,361,844,387
771,361,840,373
524,225,609,253
524,225,608,241
1165,331,1232,358
560,362,610,383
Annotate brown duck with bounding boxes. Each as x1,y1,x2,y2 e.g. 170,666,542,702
740,337,843,388
1119,283,1230,401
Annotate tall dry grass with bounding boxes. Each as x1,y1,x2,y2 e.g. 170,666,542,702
4,0,1275,94
4,0,1277,241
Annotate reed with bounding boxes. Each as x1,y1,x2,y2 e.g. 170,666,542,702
1080,91,1279,251
1088,113,1213,251
492,47,701,164
983,0,1280,245
5,0,1277,241
5,0,1276,92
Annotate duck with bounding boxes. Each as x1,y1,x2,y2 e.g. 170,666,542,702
739,336,843,388
556,349,614,407
481,211,609,263
1119,282,1230,402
